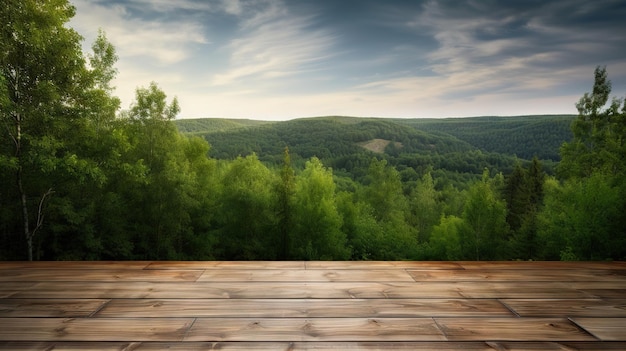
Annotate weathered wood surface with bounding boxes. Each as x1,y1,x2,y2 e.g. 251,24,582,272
0,261,625,350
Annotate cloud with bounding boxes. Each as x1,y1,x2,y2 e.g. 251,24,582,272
211,0,336,88
71,0,208,65
385,0,626,104
67,0,625,120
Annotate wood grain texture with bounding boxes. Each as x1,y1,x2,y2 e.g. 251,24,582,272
8,281,591,299
435,317,596,341
0,269,204,282
304,261,464,270
0,317,194,341
4,342,626,351
197,269,415,282
0,261,151,270
146,261,306,270
407,269,626,282
95,298,512,318
502,299,626,317
1,261,625,349
457,261,626,270
0,282,37,298
185,318,445,341
0,299,109,317
571,318,626,341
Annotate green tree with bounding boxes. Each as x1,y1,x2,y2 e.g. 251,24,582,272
504,157,544,259
538,174,623,260
215,154,278,259
358,158,418,259
0,0,108,260
559,66,626,179
409,171,441,243
460,169,509,260
291,157,349,260
428,215,464,260
276,147,295,259
337,191,384,260
122,82,188,259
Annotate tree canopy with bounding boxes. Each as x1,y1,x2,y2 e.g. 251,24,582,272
1,2,623,261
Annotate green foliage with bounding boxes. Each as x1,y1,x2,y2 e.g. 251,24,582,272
459,170,509,260
176,118,270,134
0,2,621,261
427,215,464,260
538,174,624,260
559,66,626,179
213,154,279,259
401,115,575,162
409,172,442,243
503,158,544,259
1,0,107,260
290,158,350,260
356,158,419,259
183,116,541,183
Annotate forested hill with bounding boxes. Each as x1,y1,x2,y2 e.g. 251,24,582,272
176,115,575,181
176,118,270,134
397,115,575,161
177,115,574,160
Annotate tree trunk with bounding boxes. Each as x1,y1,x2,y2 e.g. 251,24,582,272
17,169,33,261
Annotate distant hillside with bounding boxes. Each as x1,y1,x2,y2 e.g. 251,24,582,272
176,115,574,161
183,116,471,160
175,118,271,134
396,115,575,161
175,115,576,184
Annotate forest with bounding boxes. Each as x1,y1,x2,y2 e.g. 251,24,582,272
1,1,625,261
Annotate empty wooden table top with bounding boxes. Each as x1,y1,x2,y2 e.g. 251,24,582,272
1,260,625,350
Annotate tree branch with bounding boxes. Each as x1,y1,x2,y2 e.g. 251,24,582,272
29,188,55,242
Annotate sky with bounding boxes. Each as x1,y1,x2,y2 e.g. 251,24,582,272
69,0,626,120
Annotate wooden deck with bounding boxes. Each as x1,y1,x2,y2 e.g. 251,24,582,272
1,261,626,350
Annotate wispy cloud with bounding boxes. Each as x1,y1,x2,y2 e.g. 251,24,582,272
67,0,625,119
71,0,208,65
211,0,335,88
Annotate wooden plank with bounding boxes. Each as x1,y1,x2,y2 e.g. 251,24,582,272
1,261,624,348
185,318,445,341
0,261,151,270
0,317,194,341
305,261,464,270
408,269,626,282
146,261,306,270
0,299,109,317
4,342,626,351
0,282,38,298
457,261,626,270
197,269,415,282
502,299,626,317
10,281,589,299
420,281,590,299
581,289,626,299
571,318,626,341
0,269,204,282
95,298,512,318
568,281,626,298
435,317,596,341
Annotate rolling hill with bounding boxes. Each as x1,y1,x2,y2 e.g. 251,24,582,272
175,115,575,184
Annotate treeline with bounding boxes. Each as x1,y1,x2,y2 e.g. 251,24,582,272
190,116,555,189
1,1,625,261
400,115,575,161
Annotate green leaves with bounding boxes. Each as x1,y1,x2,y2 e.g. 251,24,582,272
560,66,626,179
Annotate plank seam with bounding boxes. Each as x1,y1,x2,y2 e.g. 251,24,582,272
567,317,603,341
497,299,521,318
88,299,112,318
182,317,198,341
432,317,449,340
